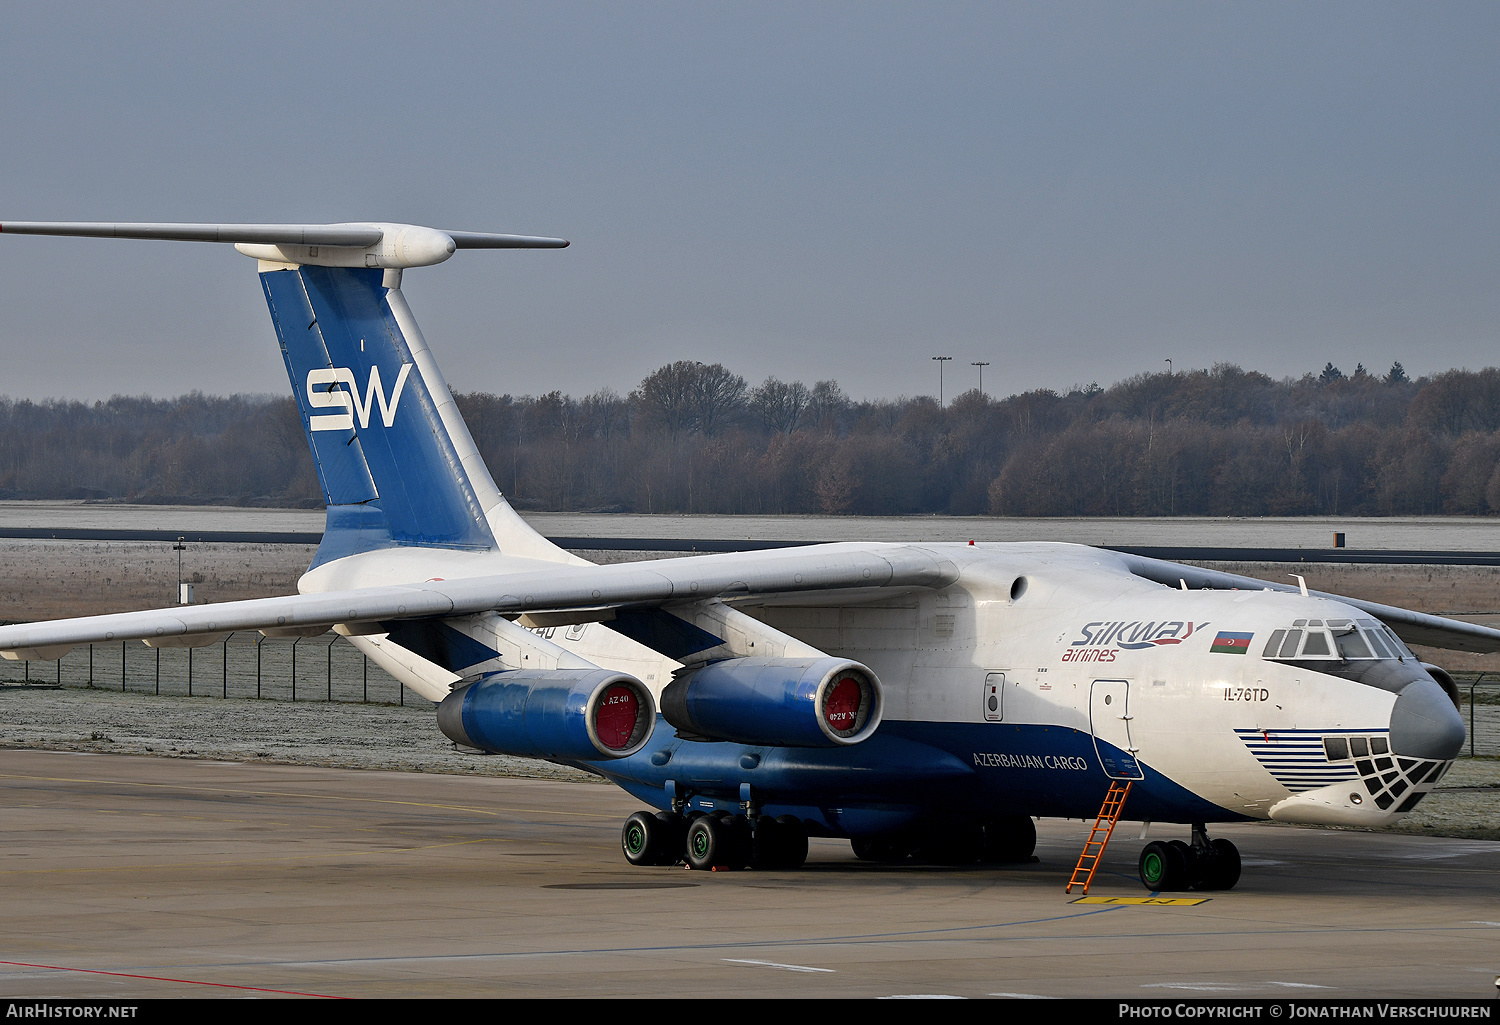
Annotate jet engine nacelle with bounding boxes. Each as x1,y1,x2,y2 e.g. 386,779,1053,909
661,656,883,748
437,669,655,761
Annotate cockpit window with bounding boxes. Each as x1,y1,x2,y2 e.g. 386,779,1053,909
1383,627,1417,660
1357,619,1417,660
1334,626,1373,660
1263,617,1409,662
1262,629,1286,657
1301,631,1332,656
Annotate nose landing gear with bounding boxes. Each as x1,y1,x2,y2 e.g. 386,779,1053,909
1138,823,1241,892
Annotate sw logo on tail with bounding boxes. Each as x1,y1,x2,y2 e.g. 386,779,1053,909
307,364,413,431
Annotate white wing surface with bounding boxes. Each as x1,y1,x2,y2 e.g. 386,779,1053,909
0,543,957,656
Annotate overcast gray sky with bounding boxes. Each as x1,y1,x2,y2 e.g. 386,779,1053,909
2,2,1497,403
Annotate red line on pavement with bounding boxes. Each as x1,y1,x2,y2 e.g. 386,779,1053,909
0,960,345,998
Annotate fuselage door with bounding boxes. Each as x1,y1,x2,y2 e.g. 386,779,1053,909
1090,678,1144,780
983,672,1005,721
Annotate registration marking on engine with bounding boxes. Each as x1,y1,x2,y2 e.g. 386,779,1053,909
1069,896,1209,906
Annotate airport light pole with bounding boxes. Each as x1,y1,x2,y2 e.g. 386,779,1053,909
932,355,952,406
173,536,188,604
1165,358,1172,376
972,361,990,395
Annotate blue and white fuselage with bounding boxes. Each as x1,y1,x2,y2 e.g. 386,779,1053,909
0,219,1477,886
308,538,1459,836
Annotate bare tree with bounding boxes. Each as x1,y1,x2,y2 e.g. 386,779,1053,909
806,380,850,432
690,363,748,436
636,361,702,437
637,361,747,437
750,377,810,434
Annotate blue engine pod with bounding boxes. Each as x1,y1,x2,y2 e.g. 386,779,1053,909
660,656,882,747
437,669,655,760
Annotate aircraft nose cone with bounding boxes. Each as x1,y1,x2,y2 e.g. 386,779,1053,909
1389,679,1465,760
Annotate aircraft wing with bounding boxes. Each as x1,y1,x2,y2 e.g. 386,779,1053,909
0,543,957,657
1115,551,1500,653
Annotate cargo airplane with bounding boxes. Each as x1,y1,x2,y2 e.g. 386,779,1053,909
0,220,1484,891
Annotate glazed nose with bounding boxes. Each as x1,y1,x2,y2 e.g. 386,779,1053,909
1389,679,1465,760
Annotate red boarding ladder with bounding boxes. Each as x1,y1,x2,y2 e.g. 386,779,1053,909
1065,780,1133,895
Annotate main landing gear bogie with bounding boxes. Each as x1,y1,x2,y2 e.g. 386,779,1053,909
1138,825,1241,892
621,810,808,871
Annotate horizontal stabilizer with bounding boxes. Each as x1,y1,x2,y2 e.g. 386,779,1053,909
445,231,570,249
0,221,568,268
0,221,384,246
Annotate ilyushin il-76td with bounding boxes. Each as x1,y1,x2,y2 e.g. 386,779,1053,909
0,220,1483,892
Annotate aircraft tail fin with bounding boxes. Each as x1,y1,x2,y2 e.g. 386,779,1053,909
261,265,581,566
0,219,581,567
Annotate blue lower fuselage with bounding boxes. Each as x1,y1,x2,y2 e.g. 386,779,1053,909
580,716,1237,837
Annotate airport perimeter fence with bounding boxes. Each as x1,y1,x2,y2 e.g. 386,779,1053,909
0,631,415,706
1452,674,1500,759
0,636,1496,755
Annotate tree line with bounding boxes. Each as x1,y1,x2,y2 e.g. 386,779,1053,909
9,359,1500,517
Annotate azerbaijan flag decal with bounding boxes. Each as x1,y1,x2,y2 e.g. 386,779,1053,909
1210,631,1253,655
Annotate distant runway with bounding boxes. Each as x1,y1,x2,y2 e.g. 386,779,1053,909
0,749,1494,999
4,502,1500,553
2,525,1499,565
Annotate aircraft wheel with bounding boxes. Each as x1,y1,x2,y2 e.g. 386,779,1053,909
1198,838,1241,890
1139,840,1188,891
1169,839,1198,883
750,816,782,869
724,814,752,868
653,812,686,865
685,816,721,869
774,815,808,869
753,815,807,869
981,815,1037,863
622,811,669,866
686,814,748,870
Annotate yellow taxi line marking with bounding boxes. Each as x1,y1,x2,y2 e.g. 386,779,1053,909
1070,896,1209,905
